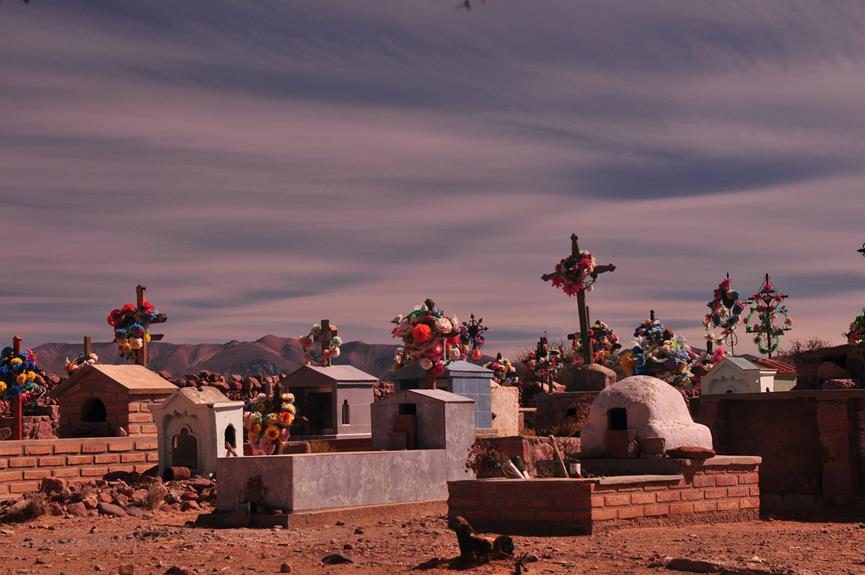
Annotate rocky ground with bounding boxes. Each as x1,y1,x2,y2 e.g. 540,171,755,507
1,509,865,575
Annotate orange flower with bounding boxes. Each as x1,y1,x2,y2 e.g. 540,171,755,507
412,323,433,343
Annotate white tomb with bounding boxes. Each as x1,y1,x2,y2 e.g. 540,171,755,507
701,357,777,395
580,375,712,457
152,386,244,477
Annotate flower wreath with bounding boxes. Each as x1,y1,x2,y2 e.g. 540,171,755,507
0,346,43,401
544,249,597,297
522,336,562,384
845,309,865,345
107,301,159,361
744,279,793,356
64,351,99,376
299,323,342,366
484,353,518,385
620,315,698,388
571,320,621,367
461,314,488,362
703,277,745,347
391,298,465,376
243,392,297,455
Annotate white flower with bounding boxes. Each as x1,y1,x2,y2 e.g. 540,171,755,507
434,317,453,334
331,347,341,358
419,358,433,370
311,324,321,335
448,347,461,361
129,338,143,350
450,316,459,329
397,320,412,337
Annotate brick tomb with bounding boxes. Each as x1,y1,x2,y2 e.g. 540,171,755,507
448,455,761,535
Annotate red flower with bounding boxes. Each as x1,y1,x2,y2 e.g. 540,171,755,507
412,324,433,344
431,362,446,377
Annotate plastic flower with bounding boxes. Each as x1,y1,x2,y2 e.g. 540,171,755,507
412,323,433,343
264,425,281,441
278,411,294,426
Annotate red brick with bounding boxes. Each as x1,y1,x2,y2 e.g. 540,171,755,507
139,424,157,434
739,473,759,485
38,456,66,467
0,445,22,456
9,481,40,493
134,464,153,473
590,496,605,508
0,484,8,495
643,503,670,517
694,501,718,513
82,443,108,454
727,486,749,498
0,470,23,482
9,457,37,468
669,502,695,515
135,439,158,450
681,490,704,501
631,492,656,505
52,468,81,478
592,507,618,521
23,469,52,480
127,403,141,412
24,444,52,456
656,491,681,503
127,412,153,424
692,474,715,488
0,459,7,469
146,453,160,462
617,506,645,519
704,487,727,500
715,474,737,486
749,486,760,497
94,454,120,464
80,466,109,477
740,498,760,509
717,499,741,511
53,443,83,454
108,441,133,453
126,424,142,434
108,465,136,473
66,455,93,465
605,494,630,507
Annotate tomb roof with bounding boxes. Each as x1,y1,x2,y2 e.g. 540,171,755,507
54,364,177,396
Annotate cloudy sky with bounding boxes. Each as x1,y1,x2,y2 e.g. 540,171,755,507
1,1,864,356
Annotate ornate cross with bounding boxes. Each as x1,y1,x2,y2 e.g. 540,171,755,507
543,234,616,365
135,285,167,368
314,319,336,367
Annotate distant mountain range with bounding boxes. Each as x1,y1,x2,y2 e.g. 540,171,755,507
31,336,400,380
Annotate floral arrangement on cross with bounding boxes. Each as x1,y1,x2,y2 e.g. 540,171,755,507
64,351,98,376
619,311,703,389
300,320,342,367
541,234,616,367
703,274,746,355
845,309,865,345
106,285,166,365
522,334,562,390
0,338,43,403
243,391,298,455
570,320,621,367
744,274,793,357
461,314,488,362
391,298,465,381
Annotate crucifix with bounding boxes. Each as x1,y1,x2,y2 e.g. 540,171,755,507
314,319,337,367
135,285,167,369
9,336,24,440
542,234,616,365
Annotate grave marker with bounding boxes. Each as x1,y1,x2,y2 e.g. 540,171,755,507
134,285,167,368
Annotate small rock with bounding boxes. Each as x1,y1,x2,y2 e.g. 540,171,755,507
66,503,87,517
164,567,197,575
40,477,68,494
83,496,99,510
97,502,127,517
335,520,345,526
321,553,354,565
354,527,364,535
279,563,292,573
119,565,135,575
98,493,113,504
127,507,145,518
343,543,353,550
49,502,65,517
180,500,201,512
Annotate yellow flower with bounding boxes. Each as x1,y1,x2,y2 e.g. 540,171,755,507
620,352,634,375
16,373,26,385
0,381,6,394
278,411,294,426
249,423,262,438
282,403,297,415
27,371,36,382
145,333,152,343
264,425,281,441
10,357,22,367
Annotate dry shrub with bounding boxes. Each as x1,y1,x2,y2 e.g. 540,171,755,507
464,441,508,478
144,484,168,510
308,440,336,453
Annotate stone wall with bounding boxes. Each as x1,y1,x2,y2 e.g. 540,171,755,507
0,436,158,498
448,456,760,535
696,390,865,512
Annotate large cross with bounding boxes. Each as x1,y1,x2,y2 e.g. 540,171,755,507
314,319,336,367
9,336,23,440
567,306,592,357
135,285,167,369
543,234,616,365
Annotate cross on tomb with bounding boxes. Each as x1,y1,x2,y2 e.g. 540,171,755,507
83,335,92,358
10,336,23,440
542,234,616,365
567,306,593,354
314,319,337,367
135,285,167,369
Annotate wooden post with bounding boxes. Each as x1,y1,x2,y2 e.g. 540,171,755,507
135,285,147,368
11,336,23,441
83,336,92,358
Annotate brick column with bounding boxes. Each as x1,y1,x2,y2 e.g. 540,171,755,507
816,400,854,501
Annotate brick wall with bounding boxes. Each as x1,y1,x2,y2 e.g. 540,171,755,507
448,457,760,535
0,435,158,498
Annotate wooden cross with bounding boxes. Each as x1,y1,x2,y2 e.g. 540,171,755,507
135,285,167,369
83,336,92,359
10,336,23,440
567,306,591,356
314,319,336,367
543,234,616,365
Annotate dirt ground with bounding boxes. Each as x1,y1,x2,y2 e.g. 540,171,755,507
2,511,865,575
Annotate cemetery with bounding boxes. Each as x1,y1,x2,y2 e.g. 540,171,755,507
1,234,865,575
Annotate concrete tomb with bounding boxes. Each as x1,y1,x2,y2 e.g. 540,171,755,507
701,356,777,395
151,386,244,477
580,375,712,458
53,364,177,438
392,360,493,430
283,365,376,439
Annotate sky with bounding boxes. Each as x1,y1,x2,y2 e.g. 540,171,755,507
1,1,864,357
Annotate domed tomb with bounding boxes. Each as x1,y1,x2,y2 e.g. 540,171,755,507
580,375,712,458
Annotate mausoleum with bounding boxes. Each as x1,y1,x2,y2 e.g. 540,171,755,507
282,365,376,438
701,356,778,395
